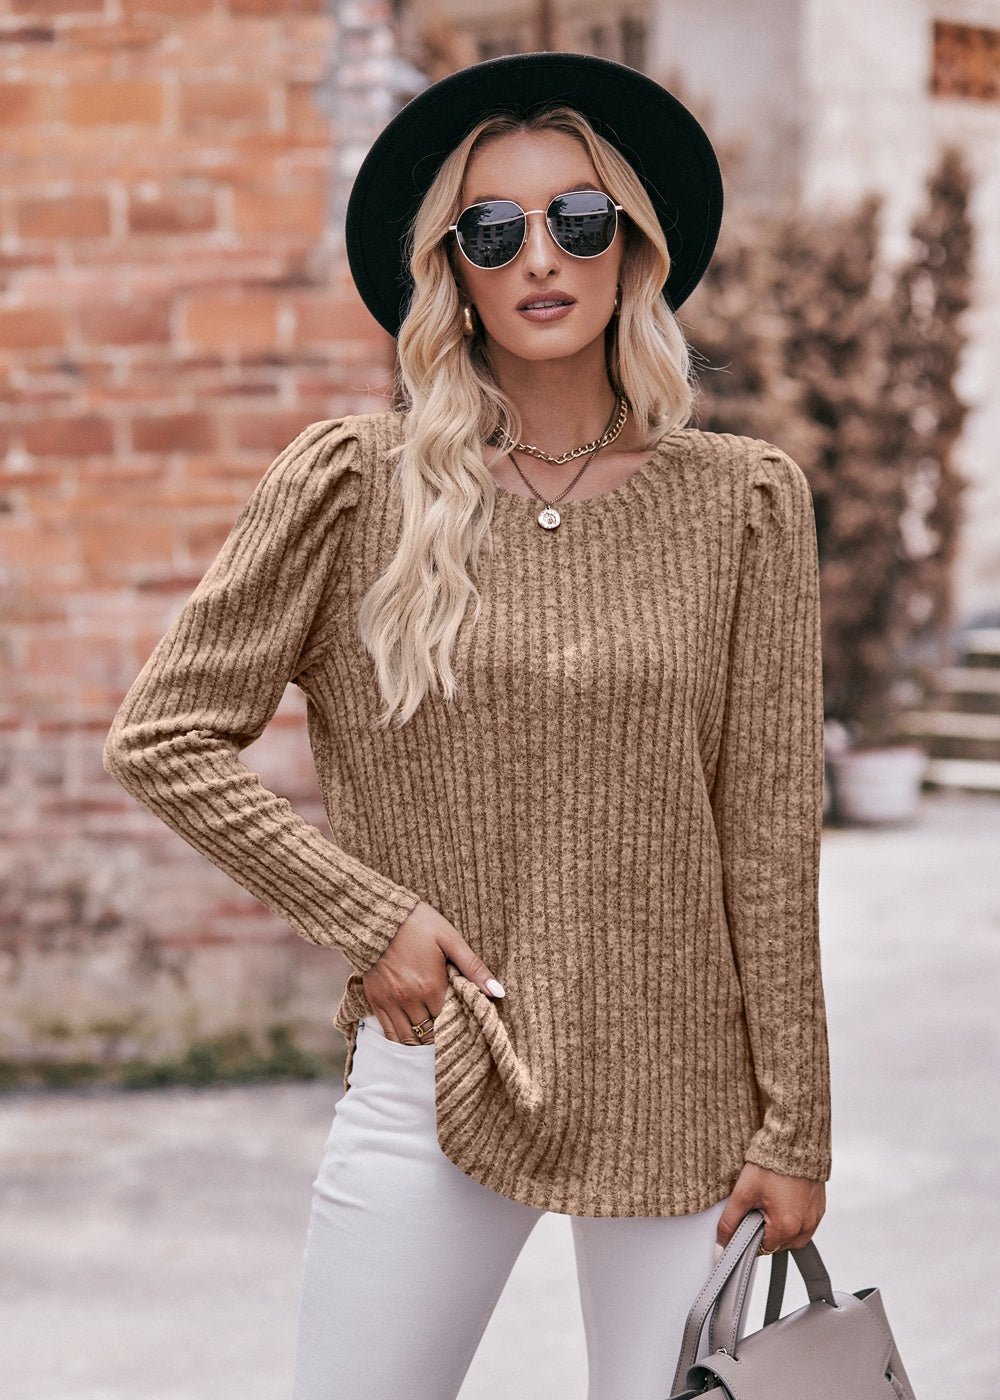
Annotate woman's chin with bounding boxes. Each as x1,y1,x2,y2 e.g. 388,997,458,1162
482,324,612,372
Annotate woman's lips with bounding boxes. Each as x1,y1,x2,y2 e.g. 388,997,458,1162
516,294,576,322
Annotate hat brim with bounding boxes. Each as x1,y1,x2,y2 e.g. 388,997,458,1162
346,52,723,339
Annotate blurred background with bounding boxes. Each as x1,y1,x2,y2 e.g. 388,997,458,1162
1,3,998,1397
2,0,998,1089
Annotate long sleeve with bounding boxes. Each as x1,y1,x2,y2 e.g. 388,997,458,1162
103,419,421,973
709,445,832,1180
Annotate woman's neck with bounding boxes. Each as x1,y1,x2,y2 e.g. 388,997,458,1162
489,349,620,458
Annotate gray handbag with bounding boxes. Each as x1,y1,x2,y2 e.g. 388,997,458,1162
668,1209,917,1399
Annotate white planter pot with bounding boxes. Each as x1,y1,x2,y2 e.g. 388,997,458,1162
829,744,928,825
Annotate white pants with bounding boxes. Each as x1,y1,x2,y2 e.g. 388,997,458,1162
292,1015,727,1400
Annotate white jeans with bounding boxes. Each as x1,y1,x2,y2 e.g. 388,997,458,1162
292,1015,727,1400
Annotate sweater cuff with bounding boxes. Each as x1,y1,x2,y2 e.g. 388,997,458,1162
743,1125,832,1183
309,868,422,974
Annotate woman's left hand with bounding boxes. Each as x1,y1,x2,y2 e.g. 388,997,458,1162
716,1163,826,1254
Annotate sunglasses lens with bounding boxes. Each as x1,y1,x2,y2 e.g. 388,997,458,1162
453,192,618,267
547,191,618,257
455,200,526,268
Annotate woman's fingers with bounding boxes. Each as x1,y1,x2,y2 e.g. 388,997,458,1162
716,1163,826,1253
362,901,506,1040
382,1004,436,1045
716,1182,754,1250
437,926,505,999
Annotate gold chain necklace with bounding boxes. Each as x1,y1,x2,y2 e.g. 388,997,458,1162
507,398,629,531
505,395,629,465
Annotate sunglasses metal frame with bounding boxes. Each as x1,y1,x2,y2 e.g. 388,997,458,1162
449,189,624,270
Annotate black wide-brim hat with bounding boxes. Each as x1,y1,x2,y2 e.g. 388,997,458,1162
346,51,723,338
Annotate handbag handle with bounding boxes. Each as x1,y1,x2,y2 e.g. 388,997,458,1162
670,1210,837,1394
759,1236,837,1327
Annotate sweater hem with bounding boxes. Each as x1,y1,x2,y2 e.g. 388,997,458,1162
437,1138,740,1218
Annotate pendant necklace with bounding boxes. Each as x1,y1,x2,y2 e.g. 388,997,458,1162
506,397,629,531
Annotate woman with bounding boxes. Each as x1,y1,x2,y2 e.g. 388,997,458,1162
104,52,830,1400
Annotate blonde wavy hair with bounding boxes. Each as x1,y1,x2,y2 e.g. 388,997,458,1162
358,106,694,727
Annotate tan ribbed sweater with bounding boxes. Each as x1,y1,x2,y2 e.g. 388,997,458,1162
104,412,831,1216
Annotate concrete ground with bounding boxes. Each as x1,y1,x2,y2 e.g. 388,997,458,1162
2,788,998,1400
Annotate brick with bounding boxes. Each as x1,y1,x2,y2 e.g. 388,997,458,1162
293,292,390,345
157,463,249,508
232,410,311,452
12,0,104,11
23,415,114,457
280,22,332,73
104,357,215,401
0,523,78,571
0,467,64,498
116,349,221,382
232,187,327,237
287,83,330,137
19,363,114,400
295,373,390,403
216,375,282,399
229,0,324,11
17,194,110,240
0,27,57,45
61,21,163,51
184,295,279,351
0,308,66,349
26,634,120,679
180,453,260,484
128,190,216,234
0,251,60,290
179,82,270,129
64,81,164,127
79,298,171,347
75,458,163,493
0,84,53,125
122,0,214,12
30,49,115,85
131,413,217,452
79,519,175,575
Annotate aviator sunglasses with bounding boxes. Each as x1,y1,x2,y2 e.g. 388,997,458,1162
449,189,623,270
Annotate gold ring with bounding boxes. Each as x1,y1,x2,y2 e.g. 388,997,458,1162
411,1016,434,1041
759,1245,778,1256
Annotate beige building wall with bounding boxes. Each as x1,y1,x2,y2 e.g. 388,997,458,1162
648,0,805,205
649,0,1000,624
930,3,1000,621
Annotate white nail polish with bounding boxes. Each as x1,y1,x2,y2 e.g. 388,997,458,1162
485,978,506,998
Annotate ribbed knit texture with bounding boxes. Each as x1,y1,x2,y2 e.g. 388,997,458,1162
104,412,832,1216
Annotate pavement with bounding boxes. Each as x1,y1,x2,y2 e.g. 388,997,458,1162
2,788,998,1400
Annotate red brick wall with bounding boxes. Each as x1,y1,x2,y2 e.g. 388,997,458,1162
0,0,398,1072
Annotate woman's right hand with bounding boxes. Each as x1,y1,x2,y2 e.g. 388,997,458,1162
362,900,505,1044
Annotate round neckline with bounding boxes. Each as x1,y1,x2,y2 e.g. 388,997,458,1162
490,431,681,519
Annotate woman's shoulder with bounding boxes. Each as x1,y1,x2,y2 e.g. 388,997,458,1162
665,426,801,472
665,427,812,529
274,411,405,477
258,411,406,508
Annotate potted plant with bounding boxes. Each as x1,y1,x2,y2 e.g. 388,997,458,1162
687,150,972,824
822,150,971,822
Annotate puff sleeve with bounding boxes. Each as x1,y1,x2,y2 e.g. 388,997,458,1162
709,444,832,1181
103,419,421,973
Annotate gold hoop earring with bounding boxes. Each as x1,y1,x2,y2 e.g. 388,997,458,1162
462,303,475,337
613,285,621,315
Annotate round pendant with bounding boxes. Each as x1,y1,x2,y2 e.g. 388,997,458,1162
537,506,561,530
